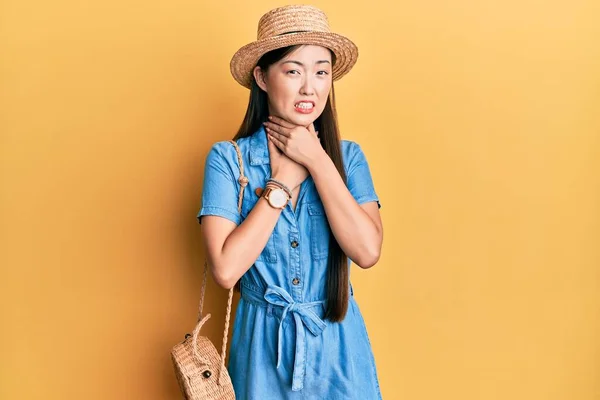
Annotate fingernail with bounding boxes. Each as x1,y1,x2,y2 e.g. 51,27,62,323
268,116,273,120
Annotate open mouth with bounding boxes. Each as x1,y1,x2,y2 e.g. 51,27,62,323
294,101,315,113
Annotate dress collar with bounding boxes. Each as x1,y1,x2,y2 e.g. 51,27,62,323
249,125,269,166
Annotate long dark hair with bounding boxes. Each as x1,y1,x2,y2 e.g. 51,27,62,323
232,45,350,322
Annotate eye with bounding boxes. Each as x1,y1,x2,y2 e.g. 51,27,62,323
317,71,330,76
287,70,300,75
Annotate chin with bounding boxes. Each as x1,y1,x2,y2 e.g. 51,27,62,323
286,110,323,127
288,115,315,127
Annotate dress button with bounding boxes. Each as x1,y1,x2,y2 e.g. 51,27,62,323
292,278,300,285
291,240,299,248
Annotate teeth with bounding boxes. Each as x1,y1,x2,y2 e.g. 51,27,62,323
295,102,313,109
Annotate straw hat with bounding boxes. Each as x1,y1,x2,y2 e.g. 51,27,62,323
230,5,358,89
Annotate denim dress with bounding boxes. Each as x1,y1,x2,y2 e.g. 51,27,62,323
197,126,383,400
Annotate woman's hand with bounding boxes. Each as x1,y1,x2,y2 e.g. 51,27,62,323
267,126,309,191
263,116,325,169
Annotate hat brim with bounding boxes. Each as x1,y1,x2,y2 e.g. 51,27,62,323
230,31,358,89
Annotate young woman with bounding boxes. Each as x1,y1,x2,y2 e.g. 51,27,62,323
198,5,384,399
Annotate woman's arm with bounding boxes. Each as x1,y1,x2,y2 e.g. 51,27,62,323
262,117,383,268
201,198,281,289
200,133,310,289
198,142,285,289
306,149,383,269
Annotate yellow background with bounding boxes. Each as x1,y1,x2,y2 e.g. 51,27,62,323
1,0,599,399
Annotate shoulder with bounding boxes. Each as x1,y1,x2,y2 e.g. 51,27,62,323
341,139,369,172
341,139,368,156
207,140,236,159
206,137,249,164
203,140,240,179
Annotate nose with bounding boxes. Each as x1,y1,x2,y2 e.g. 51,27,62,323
299,76,315,96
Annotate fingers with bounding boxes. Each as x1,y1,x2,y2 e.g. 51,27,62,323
263,122,290,138
264,119,319,139
267,115,295,129
267,130,285,151
265,125,288,145
266,130,281,155
267,134,276,153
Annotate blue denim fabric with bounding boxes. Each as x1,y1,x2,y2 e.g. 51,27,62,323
197,126,383,399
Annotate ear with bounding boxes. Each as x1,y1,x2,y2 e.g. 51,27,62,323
253,66,268,92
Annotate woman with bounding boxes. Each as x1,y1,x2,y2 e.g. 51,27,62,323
198,5,383,399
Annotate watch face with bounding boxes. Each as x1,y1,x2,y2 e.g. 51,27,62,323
269,188,288,208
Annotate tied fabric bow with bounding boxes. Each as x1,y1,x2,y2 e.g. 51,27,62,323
264,285,327,391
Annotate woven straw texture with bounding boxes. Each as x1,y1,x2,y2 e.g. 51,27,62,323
230,5,358,89
171,139,247,399
171,327,235,399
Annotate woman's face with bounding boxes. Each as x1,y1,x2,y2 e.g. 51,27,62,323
254,45,333,127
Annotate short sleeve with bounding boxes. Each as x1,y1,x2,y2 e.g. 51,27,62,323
197,142,243,225
346,142,382,209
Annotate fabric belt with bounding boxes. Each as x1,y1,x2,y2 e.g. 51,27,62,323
240,282,332,391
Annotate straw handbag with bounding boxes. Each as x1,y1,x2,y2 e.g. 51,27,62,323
171,140,247,400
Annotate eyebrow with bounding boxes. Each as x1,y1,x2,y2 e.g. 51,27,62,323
281,60,331,66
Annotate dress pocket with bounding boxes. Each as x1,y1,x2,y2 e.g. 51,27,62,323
307,201,330,261
241,194,278,263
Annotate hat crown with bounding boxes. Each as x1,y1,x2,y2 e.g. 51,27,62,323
230,4,358,89
257,5,331,40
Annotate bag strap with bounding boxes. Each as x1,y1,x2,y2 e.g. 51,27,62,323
192,139,247,386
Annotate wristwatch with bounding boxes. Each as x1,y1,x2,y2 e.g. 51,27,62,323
262,186,289,209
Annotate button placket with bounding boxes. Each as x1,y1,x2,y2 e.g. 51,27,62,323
289,231,302,300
